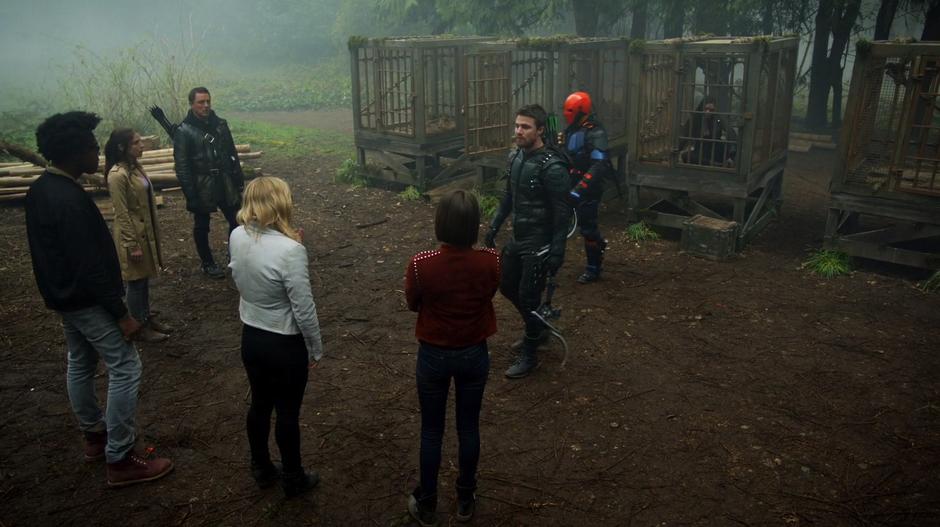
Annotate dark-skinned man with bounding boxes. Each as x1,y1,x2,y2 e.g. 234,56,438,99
485,104,571,379
26,111,173,487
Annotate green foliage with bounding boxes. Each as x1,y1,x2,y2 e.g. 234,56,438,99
0,109,44,155
334,158,370,187
399,185,423,200
922,271,940,293
210,60,351,112
227,118,354,160
627,222,660,242
802,250,852,278
470,188,501,221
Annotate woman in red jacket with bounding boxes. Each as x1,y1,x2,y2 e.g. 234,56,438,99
404,190,500,526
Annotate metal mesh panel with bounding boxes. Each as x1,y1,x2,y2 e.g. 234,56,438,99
637,52,678,163
421,47,459,136
676,53,745,171
771,49,797,156
510,50,555,109
845,57,908,186
751,51,777,168
357,47,377,130
897,56,940,195
376,48,415,137
465,52,511,155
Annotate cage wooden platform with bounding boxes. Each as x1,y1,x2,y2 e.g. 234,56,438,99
625,36,799,248
463,37,630,176
349,36,488,189
826,41,940,269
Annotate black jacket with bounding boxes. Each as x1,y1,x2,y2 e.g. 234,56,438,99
173,110,244,213
25,169,127,319
490,146,571,263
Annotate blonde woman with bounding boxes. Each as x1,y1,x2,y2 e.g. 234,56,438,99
105,129,170,343
229,176,323,497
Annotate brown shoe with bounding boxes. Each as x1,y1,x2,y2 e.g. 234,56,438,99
134,326,168,343
83,430,107,462
148,317,174,334
107,451,174,488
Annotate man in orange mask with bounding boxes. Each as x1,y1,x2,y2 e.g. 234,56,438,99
562,91,611,284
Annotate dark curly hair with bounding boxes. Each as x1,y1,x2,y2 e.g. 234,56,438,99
35,111,101,164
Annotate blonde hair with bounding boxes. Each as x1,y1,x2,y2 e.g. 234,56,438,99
236,176,301,242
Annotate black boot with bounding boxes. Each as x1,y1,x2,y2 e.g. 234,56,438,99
250,460,281,489
578,238,607,284
407,487,438,527
505,338,539,379
455,481,476,523
281,468,319,498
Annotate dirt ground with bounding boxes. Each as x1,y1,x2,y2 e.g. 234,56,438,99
1,141,939,526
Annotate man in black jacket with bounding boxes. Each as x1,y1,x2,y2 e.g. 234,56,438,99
174,87,245,278
26,111,173,487
484,104,571,379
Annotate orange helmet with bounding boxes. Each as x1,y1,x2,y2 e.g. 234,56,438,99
563,91,592,125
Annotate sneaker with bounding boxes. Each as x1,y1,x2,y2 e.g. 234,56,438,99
407,489,438,527
576,270,600,284
504,350,539,379
148,317,174,334
83,430,107,462
281,468,319,498
106,451,174,488
134,326,169,343
251,460,281,489
202,263,226,279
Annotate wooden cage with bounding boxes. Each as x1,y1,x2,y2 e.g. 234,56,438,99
625,36,799,247
826,41,940,269
349,36,488,188
463,38,630,174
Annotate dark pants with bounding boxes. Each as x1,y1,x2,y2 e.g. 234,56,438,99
416,341,490,507
126,278,150,325
193,206,239,266
500,244,548,339
241,324,309,472
577,200,606,272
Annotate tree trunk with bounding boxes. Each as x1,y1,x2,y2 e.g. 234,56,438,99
874,0,899,40
828,0,862,126
572,0,599,37
806,0,834,129
761,0,774,35
694,0,728,35
630,0,648,39
923,1,940,41
664,0,685,38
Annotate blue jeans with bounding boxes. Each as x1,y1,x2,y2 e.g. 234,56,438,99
60,306,142,463
415,341,490,507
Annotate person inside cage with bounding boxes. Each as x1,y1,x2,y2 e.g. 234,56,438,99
680,96,737,167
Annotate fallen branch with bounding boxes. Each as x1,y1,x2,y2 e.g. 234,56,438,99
0,139,46,167
355,217,389,229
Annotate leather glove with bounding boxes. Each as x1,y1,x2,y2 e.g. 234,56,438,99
484,228,497,249
546,254,563,276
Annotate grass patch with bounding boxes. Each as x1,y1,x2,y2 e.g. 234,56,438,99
399,186,422,201
334,158,370,187
210,60,351,112
470,188,501,221
227,119,353,160
802,250,852,278
922,271,940,292
627,221,660,242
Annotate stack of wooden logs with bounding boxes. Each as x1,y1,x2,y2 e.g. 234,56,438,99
0,141,263,203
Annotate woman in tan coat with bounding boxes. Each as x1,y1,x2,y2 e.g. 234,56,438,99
105,129,171,343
